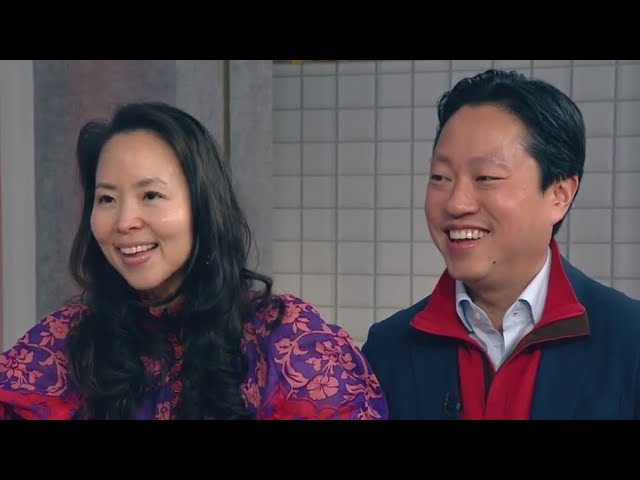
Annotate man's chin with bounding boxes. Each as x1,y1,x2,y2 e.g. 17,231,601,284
446,264,487,285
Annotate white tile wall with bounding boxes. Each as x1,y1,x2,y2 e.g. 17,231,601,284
272,60,640,344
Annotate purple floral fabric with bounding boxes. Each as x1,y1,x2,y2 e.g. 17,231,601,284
0,295,388,420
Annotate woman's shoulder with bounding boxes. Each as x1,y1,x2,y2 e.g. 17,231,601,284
43,302,90,324
1,302,89,380
250,293,337,338
243,293,388,419
34,303,90,338
0,303,88,419
6,302,89,350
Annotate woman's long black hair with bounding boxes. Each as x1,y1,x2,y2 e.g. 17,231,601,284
67,102,283,419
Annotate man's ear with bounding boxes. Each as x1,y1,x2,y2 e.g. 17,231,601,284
550,175,580,224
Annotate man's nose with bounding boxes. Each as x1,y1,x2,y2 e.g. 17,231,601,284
444,180,479,217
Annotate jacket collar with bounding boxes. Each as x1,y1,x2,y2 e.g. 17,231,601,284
411,239,589,343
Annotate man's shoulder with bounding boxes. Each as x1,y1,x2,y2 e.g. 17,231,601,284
585,283,640,336
564,260,640,336
565,259,639,310
370,296,431,337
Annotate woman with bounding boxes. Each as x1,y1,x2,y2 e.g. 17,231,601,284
0,102,387,420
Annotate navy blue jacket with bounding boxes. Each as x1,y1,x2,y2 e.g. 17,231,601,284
363,258,640,419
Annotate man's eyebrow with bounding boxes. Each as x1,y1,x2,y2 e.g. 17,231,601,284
430,153,508,167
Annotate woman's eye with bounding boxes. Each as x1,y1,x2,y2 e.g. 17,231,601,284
96,195,114,204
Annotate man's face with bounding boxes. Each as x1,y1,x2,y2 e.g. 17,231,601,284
425,104,575,293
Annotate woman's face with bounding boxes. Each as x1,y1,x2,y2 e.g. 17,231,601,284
90,129,193,303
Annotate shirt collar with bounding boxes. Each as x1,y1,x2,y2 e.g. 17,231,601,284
455,247,552,331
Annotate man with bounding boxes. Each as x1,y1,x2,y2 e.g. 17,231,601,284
362,69,640,420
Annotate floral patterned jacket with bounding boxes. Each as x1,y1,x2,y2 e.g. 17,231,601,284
0,294,388,420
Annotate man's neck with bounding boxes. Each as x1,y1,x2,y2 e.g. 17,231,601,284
464,254,549,331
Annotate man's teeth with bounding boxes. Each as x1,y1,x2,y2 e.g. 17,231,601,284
119,244,156,254
449,229,487,240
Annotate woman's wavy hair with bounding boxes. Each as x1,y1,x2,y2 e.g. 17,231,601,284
67,101,283,419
